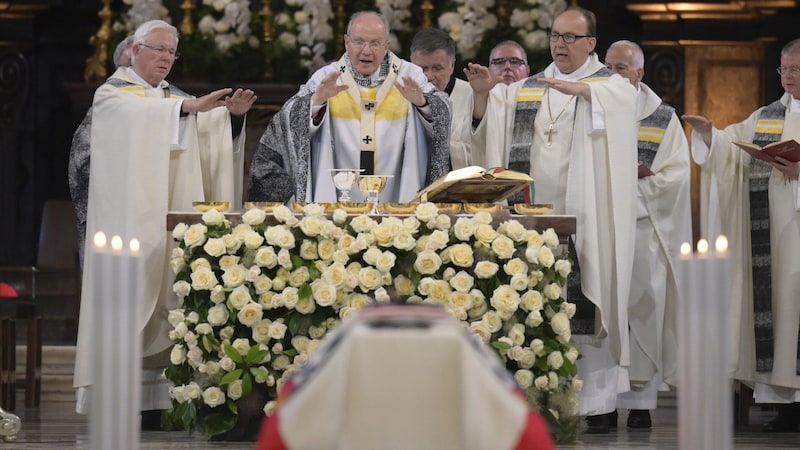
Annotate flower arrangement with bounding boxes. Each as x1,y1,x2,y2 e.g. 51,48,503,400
107,0,568,83
162,203,583,443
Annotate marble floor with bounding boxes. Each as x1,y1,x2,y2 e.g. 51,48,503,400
2,400,800,449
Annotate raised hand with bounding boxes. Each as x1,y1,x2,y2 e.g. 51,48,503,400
464,62,499,95
311,71,348,106
182,88,233,113
681,114,713,147
225,88,257,116
540,78,591,100
394,76,426,107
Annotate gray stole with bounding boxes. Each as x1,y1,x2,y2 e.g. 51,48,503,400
749,100,784,373
637,102,674,168
505,67,611,335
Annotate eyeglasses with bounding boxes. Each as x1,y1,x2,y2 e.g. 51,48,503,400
776,66,800,76
347,37,386,51
138,43,180,60
490,57,527,67
549,32,592,44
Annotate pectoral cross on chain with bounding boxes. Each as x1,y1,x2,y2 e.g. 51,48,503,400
545,123,557,146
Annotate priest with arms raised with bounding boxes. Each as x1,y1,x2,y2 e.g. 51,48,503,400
467,6,638,433
71,19,255,427
683,38,800,433
247,11,451,203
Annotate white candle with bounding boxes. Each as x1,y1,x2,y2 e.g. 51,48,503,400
89,232,141,450
677,235,732,450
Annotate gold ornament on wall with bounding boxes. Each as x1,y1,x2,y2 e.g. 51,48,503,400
84,0,112,82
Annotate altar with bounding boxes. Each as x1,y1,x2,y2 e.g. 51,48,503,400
161,205,582,442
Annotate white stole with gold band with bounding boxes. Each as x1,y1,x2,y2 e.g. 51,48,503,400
336,53,402,174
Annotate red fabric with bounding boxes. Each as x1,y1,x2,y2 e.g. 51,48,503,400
0,282,18,298
255,413,288,450
513,412,556,450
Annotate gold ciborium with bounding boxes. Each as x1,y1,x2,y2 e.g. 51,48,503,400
192,201,230,212
357,175,393,215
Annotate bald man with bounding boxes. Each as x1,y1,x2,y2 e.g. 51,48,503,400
604,40,692,430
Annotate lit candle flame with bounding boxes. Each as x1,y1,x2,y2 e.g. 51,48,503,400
129,239,140,254
93,231,107,248
715,235,728,255
696,239,709,256
111,235,123,251
680,242,692,256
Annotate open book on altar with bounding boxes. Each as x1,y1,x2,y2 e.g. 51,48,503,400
733,139,800,164
410,166,533,203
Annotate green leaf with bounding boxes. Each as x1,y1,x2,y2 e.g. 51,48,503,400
290,253,303,269
220,369,243,386
249,366,270,381
298,283,312,300
245,345,269,365
491,340,512,350
198,409,236,437
242,372,254,398
223,343,244,364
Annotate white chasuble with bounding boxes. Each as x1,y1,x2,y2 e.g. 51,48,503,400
694,93,800,398
74,68,244,410
309,54,437,203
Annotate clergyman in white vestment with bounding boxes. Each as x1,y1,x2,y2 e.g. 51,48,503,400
467,6,638,433
683,38,800,432
71,19,254,420
410,27,473,170
605,40,692,429
247,12,451,204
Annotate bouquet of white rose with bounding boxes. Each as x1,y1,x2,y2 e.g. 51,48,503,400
163,202,583,443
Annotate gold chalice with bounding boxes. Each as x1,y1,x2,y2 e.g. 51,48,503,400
243,201,284,212
357,174,393,215
192,201,230,212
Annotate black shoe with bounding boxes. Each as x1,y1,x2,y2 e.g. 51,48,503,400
585,413,611,434
140,409,164,431
627,409,652,429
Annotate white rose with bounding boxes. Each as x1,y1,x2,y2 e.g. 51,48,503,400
542,228,560,248
434,213,451,230
311,279,337,307
521,290,544,312
201,209,226,226
222,234,241,253
222,265,247,288
555,259,572,277
393,275,415,296
508,323,526,346
244,231,265,250
469,321,492,342
538,246,555,268
272,205,293,222
195,323,213,335
207,304,230,326
565,347,579,364
525,245,541,264
299,215,323,237
549,372,559,390
231,338,251,356
227,379,243,401
448,271,474,292
173,280,191,297
170,385,187,403
254,246,278,268
509,273,528,291
209,285,226,304
547,351,564,370
282,286,299,308
227,285,252,309
530,338,545,356
482,310,503,333
534,375,549,390
170,344,186,365
242,208,267,226
498,220,527,241
550,312,570,336
526,310,544,327
251,319,272,343
414,202,439,222
237,302,263,327
172,223,188,241
392,231,417,251
452,217,475,241
562,302,577,319
490,285,520,313
202,386,226,408
268,321,288,340
491,235,516,259
288,266,310,287
414,250,442,275
515,369,534,389
203,237,226,257
375,251,396,273
474,261,499,279
332,208,347,224
183,224,208,248
170,257,187,275
190,268,218,291
543,283,561,300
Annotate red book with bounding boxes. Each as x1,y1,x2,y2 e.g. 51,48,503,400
733,139,800,164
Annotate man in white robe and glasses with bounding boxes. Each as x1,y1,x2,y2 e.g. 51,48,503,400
466,6,638,433
70,19,256,429
247,11,451,203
